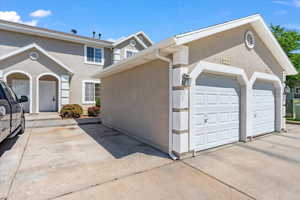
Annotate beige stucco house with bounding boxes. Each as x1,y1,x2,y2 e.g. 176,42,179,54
0,19,152,113
95,15,297,159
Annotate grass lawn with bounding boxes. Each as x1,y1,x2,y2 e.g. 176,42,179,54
286,118,300,123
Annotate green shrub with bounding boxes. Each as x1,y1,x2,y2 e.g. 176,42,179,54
87,106,100,116
95,98,101,107
60,104,83,118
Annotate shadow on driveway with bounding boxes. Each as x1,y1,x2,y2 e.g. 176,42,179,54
78,123,168,159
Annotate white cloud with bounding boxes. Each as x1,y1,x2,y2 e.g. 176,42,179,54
24,20,38,26
106,36,126,42
285,24,300,30
273,0,291,5
30,9,52,18
0,11,21,22
0,11,38,26
273,0,300,7
274,10,288,15
294,0,300,7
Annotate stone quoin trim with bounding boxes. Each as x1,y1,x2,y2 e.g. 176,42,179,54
172,86,190,90
172,64,189,69
172,108,189,112
172,129,189,134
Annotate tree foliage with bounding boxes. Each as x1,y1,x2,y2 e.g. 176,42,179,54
270,25,300,87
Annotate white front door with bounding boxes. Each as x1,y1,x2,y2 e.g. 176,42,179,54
11,79,30,113
252,82,275,136
191,74,240,151
39,80,57,112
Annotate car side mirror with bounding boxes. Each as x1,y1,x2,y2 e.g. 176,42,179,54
19,96,28,103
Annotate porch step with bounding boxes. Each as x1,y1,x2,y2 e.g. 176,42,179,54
25,116,101,128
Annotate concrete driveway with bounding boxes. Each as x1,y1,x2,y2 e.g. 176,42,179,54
0,124,300,200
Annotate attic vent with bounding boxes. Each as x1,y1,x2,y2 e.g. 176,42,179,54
29,51,39,60
245,30,255,49
130,39,136,47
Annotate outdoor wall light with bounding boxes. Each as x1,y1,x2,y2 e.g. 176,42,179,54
284,85,290,94
182,74,191,87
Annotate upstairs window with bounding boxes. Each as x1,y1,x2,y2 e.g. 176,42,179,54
125,49,138,58
85,46,104,65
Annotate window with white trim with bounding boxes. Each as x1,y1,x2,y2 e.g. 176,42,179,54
82,81,101,104
125,49,138,58
85,46,104,65
295,87,300,94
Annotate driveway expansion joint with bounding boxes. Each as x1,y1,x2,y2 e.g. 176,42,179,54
49,161,176,200
181,160,257,200
6,130,32,200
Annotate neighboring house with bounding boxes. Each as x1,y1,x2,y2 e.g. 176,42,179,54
0,19,152,113
95,14,297,159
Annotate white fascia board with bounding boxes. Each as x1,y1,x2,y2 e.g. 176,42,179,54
135,31,154,45
0,22,112,47
175,14,261,45
94,37,176,79
112,31,153,48
0,43,74,74
252,19,297,75
175,14,297,76
134,35,147,49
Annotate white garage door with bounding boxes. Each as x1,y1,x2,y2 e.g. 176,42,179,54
191,74,240,151
252,82,275,136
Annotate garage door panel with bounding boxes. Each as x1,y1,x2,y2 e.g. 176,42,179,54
191,74,240,151
194,105,239,113
252,82,275,136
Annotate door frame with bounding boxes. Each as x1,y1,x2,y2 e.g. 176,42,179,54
249,72,282,136
36,72,61,113
189,61,248,151
3,70,33,113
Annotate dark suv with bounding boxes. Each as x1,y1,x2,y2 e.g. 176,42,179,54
0,80,28,143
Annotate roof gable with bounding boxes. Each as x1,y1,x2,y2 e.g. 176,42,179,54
113,31,153,48
175,14,297,75
95,14,297,79
0,43,74,74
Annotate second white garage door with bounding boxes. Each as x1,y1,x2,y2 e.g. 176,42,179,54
191,74,240,151
252,81,275,136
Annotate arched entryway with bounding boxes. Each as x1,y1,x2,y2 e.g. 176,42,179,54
4,70,32,113
37,73,60,112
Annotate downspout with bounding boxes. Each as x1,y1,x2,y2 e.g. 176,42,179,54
154,50,178,160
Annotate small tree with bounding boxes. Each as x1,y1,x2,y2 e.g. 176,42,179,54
271,25,300,87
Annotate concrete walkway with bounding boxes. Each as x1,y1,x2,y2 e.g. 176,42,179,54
25,113,101,128
1,124,300,200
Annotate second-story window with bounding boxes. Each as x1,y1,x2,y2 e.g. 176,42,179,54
85,46,104,65
125,49,138,58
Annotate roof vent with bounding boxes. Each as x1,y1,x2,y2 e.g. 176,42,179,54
98,33,102,40
92,31,96,38
71,29,77,34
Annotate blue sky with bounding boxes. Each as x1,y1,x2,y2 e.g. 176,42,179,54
0,0,299,42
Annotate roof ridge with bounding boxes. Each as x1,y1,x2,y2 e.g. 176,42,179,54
0,19,113,45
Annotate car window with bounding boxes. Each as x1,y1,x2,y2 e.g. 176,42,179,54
7,87,18,103
1,83,17,103
0,84,6,99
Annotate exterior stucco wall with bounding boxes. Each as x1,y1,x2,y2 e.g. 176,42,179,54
0,48,68,112
101,60,169,152
187,24,284,82
0,29,108,107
